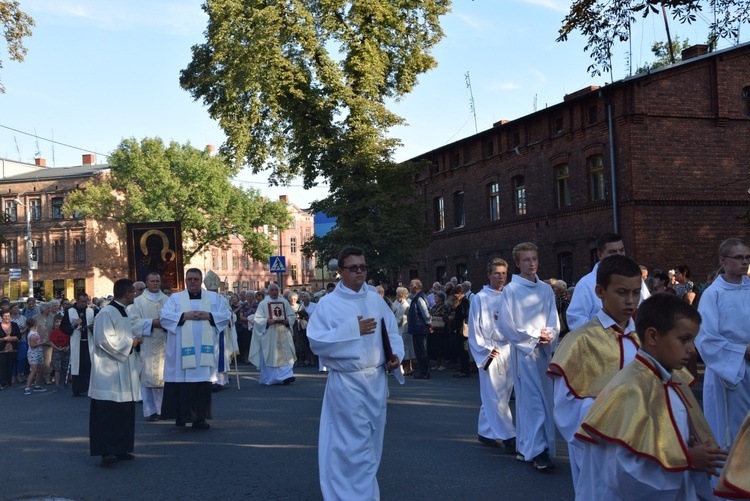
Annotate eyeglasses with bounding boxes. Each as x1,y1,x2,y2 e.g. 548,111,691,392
723,255,750,262
342,264,368,273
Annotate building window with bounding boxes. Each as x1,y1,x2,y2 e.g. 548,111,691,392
29,199,42,221
74,278,86,298
456,263,467,280
210,249,219,269
51,198,64,219
512,176,526,215
53,239,65,263
290,237,297,254
305,228,311,241
555,163,571,208
232,251,239,269
232,282,239,294
588,105,598,124
53,279,65,298
241,281,249,291
453,191,465,228
4,200,17,222
291,264,298,282
435,265,446,284
558,252,573,285
554,116,564,135
31,240,42,264
433,196,445,231
241,252,249,269
485,139,494,158
4,240,17,264
588,155,605,201
220,250,227,269
74,238,86,262
488,183,500,221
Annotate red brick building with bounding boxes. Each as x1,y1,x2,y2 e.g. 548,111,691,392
408,43,750,289
0,157,315,299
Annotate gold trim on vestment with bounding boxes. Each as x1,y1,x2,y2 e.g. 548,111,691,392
714,411,750,498
575,354,714,471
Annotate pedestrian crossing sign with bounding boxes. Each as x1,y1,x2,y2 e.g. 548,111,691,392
270,255,286,273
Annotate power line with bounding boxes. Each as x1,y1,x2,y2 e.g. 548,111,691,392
0,123,111,159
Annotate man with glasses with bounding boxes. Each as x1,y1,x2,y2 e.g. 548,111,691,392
307,246,403,500
159,268,231,430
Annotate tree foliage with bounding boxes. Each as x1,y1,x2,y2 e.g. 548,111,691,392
558,1,750,76
64,138,292,261
0,1,34,93
181,0,448,276
635,36,691,73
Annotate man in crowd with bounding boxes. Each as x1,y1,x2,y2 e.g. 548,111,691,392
22,297,39,319
307,246,403,500
60,292,95,396
128,272,169,421
133,281,146,298
566,232,649,331
407,279,431,380
468,258,516,454
159,268,231,430
88,279,141,465
249,283,297,385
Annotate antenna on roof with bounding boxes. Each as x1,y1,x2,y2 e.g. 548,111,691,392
51,129,56,167
13,136,21,161
465,71,478,134
34,128,41,159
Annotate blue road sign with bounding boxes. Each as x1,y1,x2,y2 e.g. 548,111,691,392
270,255,286,273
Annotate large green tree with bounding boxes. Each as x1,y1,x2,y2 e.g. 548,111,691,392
0,1,34,93
635,36,691,73
558,1,750,76
180,1,448,275
64,138,291,261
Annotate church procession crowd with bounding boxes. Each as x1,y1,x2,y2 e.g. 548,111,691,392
1,234,750,500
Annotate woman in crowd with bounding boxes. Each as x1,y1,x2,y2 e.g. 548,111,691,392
429,291,451,371
672,264,696,305
393,287,414,375
11,303,28,384
452,287,471,378
0,308,21,389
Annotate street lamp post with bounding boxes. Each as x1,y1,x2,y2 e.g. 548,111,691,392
13,198,33,298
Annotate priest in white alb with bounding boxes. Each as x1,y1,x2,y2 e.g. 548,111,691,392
159,268,231,430
128,271,169,421
307,247,403,501
249,283,297,385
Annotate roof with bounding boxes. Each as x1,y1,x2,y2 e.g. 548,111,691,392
1,164,110,181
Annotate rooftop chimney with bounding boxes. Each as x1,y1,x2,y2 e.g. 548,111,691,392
34,158,46,167
279,195,288,204
82,154,95,165
682,45,709,61
206,144,216,155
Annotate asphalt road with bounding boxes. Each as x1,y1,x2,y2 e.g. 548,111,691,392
3,365,574,501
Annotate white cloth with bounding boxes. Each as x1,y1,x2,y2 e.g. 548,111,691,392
552,310,637,488
468,284,515,440
249,295,296,384
88,303,140,403
496,274,560,461
566,262,650,331
128,290,169,388
307,281,404,501
159,289,231,383
696,274,750,450
576,352,714,501
218,295,239,375
392,298,414,359
141,386,164,417
69,307,95,375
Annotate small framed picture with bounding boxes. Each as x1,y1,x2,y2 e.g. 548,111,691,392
268,301,286,321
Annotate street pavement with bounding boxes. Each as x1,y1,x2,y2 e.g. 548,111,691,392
3,364,574,501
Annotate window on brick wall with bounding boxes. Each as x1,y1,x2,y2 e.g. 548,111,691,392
291,237,297,253
554,116,564,135
456,263,467,280
488,182,500,221
74,238,86,262
242,252,249,269
232,251,239,269
435,265,446,284
232,282,239,294
4,200,16,222
221,250,228,270
52,198,64,219
433,196,445,231
74,278,86,298
291,264,298,282
588,155,606,201
558,252,573,285
453,191,465,228
29,199,42,221
512,176,526,215
212,249,219,269
4,240,17,264
743,86,750,117
555,164,571,208
31,239,42,264
53,239,65,263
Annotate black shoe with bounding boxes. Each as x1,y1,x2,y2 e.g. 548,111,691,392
503,437,517,455
477,435,501,448
211,383,223,392
413,374,430,379
175,419,186,427
147,413,159,422
192,419,211,430
282,377,296,386
101,455,117,466
532,450,554,470
453,373,470,378
116,453,135,460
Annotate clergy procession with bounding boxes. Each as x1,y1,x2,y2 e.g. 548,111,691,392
4,235,750,500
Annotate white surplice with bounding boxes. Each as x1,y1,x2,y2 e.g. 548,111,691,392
468,284,515,441
249,295,296,385
307,281,404,501
128,290,169,416
496,274,560,461
159,289,231,383
696,274,750,451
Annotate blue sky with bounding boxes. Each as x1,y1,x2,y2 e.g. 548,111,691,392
1,0,746,208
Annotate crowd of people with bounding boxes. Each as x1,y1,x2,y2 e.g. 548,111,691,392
2,233,749,500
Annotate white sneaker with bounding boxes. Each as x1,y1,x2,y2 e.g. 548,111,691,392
24,388,31,395
33,386,47,393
